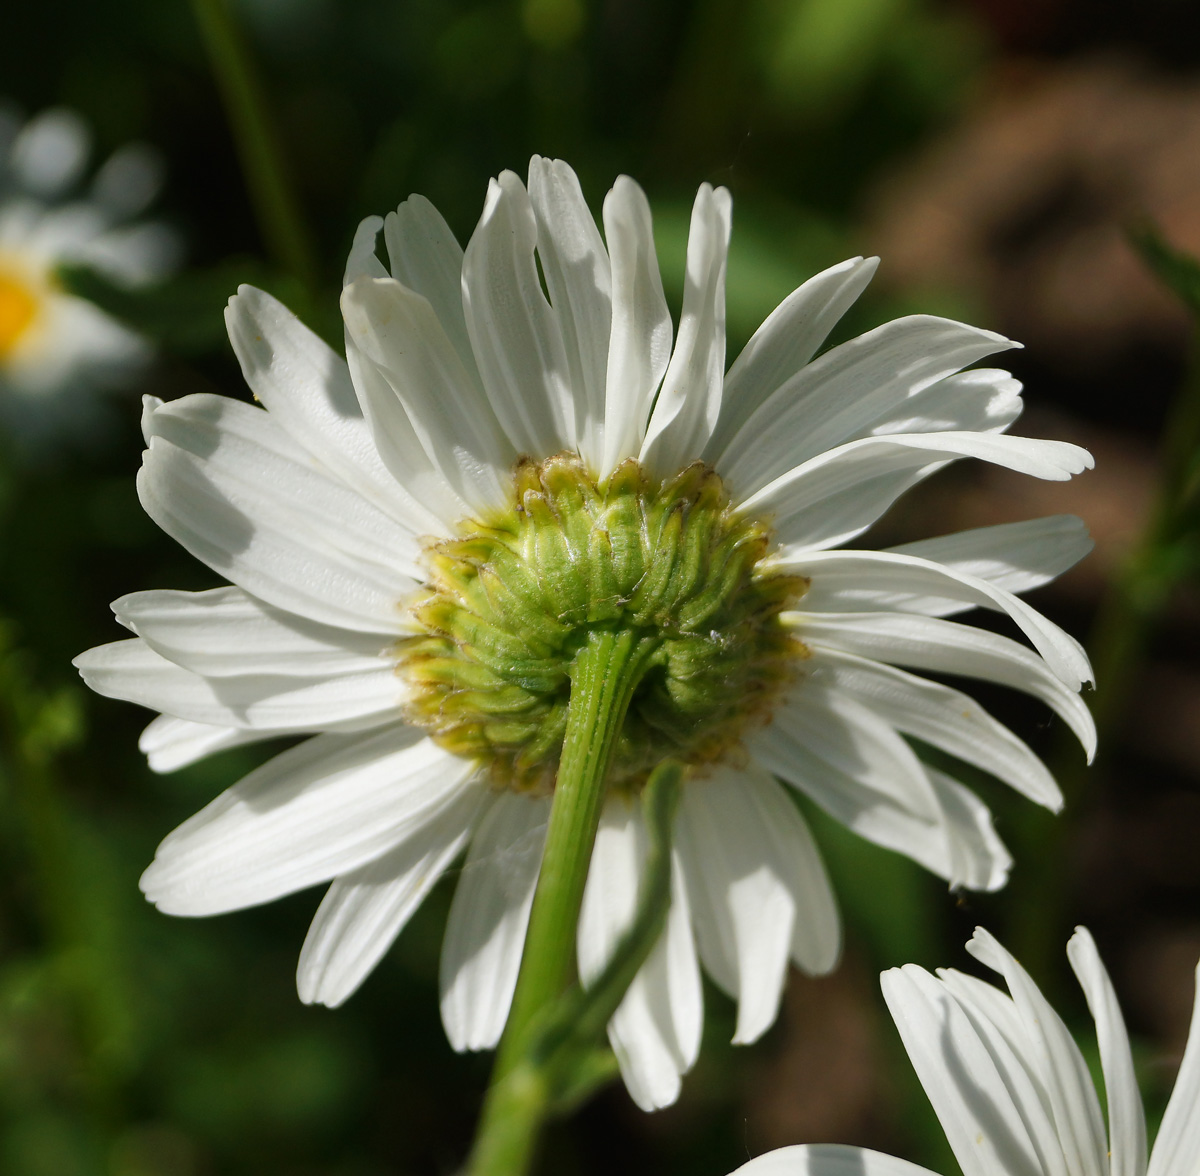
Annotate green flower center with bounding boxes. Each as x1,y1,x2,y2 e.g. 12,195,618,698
396,454,807,793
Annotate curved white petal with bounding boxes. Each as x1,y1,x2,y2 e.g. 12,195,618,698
925,767,1013,893
113,586,392,678
965,928,1109,1176
718,314,1018,500
439,791,551,1052
890,517,1094,613
74,638,404,730
790,612,1096,760
866,367,1024,438
803,646,1061,809
750,684,1009,890
342,216,388,283
138,715,283,773
224,285,436,536
297,779,484,1008
382,194,475,376
528,155,612,471
779,549,1093,691
343,333,471,529
882,963,1054,1176
137,394,421,631
640,183,732,476
677,765,839,1044
578,794,702,1111
462,171,574,456
706,257,879,462
1147,957,1200,1176
731,1144,940,1176
927,967,1073,1176
342,275,513,516
600,175,672,474
747,433,1093,554
1066,928,1147,1176
139,729,474,915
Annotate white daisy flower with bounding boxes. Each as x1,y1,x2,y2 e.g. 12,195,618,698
0,105,178,417
733,926,1200,1176
74,157,1096,1112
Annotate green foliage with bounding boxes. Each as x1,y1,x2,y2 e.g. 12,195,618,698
1129,222,1200,320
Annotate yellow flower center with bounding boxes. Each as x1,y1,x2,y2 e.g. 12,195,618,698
396,454,808,793
0,263,41,359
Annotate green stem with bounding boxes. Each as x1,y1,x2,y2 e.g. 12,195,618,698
465,627,658,1176
190,0,319,296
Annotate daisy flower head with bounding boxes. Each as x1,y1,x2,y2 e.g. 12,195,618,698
75,157,1096,1112
0,104,178,438
732,926,1200,1176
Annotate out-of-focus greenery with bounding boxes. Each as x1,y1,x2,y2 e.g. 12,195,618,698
2,1,1196,1174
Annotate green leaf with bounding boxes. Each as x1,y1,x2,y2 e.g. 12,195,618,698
1128,222,1200,319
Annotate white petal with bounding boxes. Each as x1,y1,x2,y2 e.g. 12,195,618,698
140,729,474,915
138,394,421,631
600,176,672,475
383,194,475,376
925,767,1013,893
138,715,282,773
930,968,1072,1176
342,276,514,516
297,779,484,1008
966,928,1109,1176
439,791,550,1052
1066,928,1147,1176
865,366,1024,439
881,964,1049,1176
803,646,1061,809
640,183,731,476
74,638,404,730
890,516,1094,612
342,216,388,283
223,286,440,536
113,587,392,678
11,107,90,196
528,156,612,471
677,765,839,1045
707,256,879,460
747,433,1093,553
779,549,1093,691
718,315,1017,500
749,686,963,886
731,1144,940,1176
792,612,1096,760
578,795,702,1111
344,334,472,529
1147,957,1200,1176
461,172,574,455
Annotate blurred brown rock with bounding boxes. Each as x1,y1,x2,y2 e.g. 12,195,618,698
865,57,1200,362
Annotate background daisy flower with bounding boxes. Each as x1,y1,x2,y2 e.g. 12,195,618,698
731,926,1200,1176
0,104,179,439
75,157,1094,1111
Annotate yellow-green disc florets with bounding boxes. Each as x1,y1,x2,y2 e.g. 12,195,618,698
397,455,807,792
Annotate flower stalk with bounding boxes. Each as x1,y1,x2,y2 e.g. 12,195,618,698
465,627,667,1176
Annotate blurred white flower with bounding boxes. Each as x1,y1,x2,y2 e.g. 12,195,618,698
733,926,1200,1176
76,157,1094,1112
0,105,179,418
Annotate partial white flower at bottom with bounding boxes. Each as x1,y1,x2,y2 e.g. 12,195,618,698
732,926,1200,1176
75,157,1095,1112
0,105,178,425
